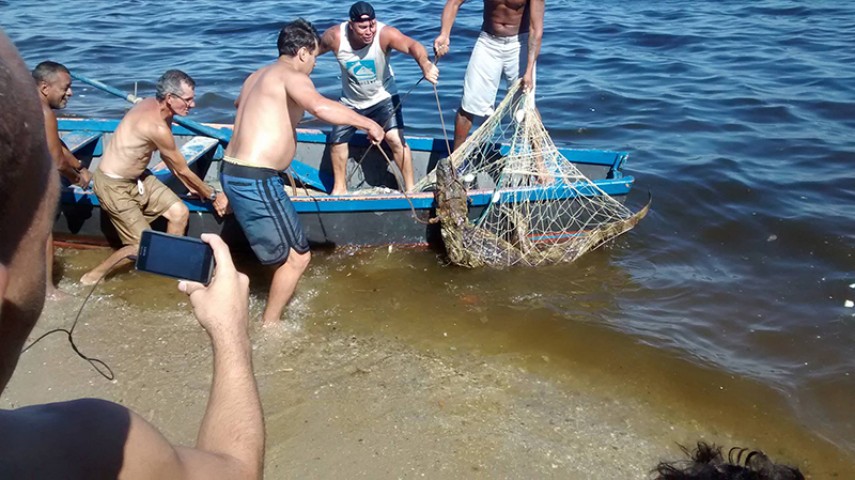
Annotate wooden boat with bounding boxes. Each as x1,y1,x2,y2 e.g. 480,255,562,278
55,117,637,250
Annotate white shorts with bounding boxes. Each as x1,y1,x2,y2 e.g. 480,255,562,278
461,31,537,117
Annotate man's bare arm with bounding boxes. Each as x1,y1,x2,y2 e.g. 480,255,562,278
150,125,228,215
180,234,262,479
121,235,262,480
434,0,467,58
61,144,92,187
317,25,339,56
149,124,207,196
381,27,439,84
523,0,545,91
43,107,86,185
288,73,385,142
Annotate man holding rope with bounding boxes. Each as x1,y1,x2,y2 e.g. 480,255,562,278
319,1,439,194
222,19,384,325
433,0,544,151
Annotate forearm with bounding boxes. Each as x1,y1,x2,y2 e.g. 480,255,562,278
408,42,432,71
526,29,542,73
175,167,215,199
526,0,545,74
196,334,264,479
57,162,82,183
59,148,85,177
313,101,375,132
439,0,463,37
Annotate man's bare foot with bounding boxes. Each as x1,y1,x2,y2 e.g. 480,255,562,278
79,271,103,286
261,318,284,330
330,187,348,196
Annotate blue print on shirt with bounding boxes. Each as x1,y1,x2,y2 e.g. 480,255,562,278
346,59,377,84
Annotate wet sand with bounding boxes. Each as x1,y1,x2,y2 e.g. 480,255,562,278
2,247,852,478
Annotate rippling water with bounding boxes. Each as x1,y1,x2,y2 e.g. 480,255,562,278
3,0,854,469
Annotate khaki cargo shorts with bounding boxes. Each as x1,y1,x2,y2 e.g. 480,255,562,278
93,169,182,246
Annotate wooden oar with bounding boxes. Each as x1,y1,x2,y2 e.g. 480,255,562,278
70,73,328,191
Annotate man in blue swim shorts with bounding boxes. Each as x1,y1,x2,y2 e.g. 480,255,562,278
222,19,384,325
434,0,544,151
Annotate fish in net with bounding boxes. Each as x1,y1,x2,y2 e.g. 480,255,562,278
423,81,650,268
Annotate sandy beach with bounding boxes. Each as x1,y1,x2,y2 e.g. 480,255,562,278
3,248,850,479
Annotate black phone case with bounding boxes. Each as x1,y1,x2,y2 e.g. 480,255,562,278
136,231,214,285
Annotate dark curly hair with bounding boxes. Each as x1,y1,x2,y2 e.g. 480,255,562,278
277,18,320,57
653,442,804,480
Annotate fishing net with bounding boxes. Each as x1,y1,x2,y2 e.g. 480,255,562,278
422,80,650,268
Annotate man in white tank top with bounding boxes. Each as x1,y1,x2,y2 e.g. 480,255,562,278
319,1,439,195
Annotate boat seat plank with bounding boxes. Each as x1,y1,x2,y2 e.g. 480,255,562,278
60,130,102,154
151,136,219,175
289,160,332,193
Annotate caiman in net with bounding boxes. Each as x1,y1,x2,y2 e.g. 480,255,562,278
422,81,650,268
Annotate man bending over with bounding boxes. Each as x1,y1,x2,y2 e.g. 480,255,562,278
221,19,384,325
81,70,229,285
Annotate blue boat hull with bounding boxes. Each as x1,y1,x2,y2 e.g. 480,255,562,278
54,118,636,249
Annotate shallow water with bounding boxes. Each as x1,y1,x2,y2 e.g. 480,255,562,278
2,0,854,476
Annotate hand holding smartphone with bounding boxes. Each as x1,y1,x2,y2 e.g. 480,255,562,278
177,233,251,339
136,230,215,285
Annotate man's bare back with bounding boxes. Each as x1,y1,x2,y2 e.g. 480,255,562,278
99,98,170,179
225,61,308,171
483,0,530,37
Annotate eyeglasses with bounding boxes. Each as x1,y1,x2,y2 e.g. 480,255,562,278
170,93,195,107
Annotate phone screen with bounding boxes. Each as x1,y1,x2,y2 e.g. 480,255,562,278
136,231,214,285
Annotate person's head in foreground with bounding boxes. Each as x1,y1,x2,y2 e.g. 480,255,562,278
0,35,57,391
653,441,804,480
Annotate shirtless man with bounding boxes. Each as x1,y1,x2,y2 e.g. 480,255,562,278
434,0,544,150
33,60,92,298
33,61,92,188
222,19,384,325
80,70,229,285
1,32,263,480
318,1,439,194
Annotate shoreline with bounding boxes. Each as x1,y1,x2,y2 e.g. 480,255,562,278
4,278,851,478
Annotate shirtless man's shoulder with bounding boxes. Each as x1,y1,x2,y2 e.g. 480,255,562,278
40,101,56,123
239,61,311,109
0,399,131,478
123,99,163,133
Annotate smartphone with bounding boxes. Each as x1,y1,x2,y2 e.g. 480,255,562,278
136,230,215,285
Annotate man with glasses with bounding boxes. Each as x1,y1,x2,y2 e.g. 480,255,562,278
81,70,229,285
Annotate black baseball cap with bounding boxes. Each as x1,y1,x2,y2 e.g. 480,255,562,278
349,1,375,22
